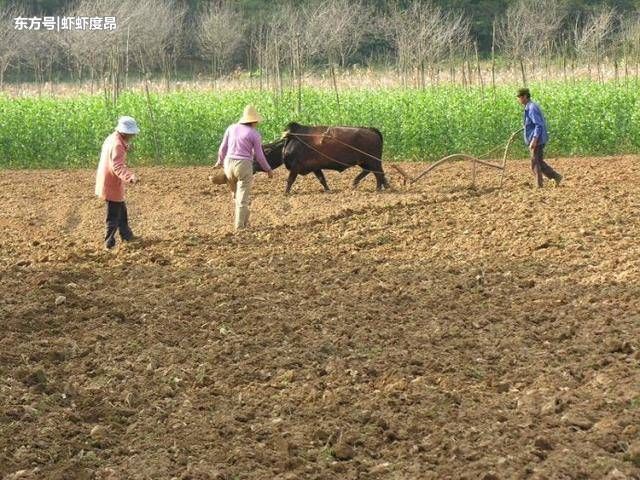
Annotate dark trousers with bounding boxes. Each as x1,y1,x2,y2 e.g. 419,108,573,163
105,201,133,245
531,144,560,187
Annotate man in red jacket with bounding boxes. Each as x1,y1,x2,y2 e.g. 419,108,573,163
95,116,140,249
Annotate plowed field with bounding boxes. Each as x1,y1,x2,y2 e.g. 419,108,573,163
1,157,639,480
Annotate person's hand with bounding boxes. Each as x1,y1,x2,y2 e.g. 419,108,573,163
130,174,139,185
267,170,274,179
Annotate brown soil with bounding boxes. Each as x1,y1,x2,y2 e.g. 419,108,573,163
1,157,639,480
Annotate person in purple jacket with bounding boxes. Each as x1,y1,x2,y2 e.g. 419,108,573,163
215,105,274,230
517,88,563,188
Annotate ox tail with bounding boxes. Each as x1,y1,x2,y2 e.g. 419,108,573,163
369,127,383,148
367,128,389,190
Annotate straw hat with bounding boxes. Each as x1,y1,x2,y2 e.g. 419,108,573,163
239,105,262,124
116,116,140,135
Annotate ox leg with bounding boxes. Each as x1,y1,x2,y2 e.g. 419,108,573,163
368,159,390,191
285,171,298,194
352,169,370,188
374,171,390,191
313,170,330,192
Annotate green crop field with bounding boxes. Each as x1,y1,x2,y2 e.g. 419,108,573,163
0,81,638,169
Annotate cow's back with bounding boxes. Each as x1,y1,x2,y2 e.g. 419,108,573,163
324,126,382,156
285,124,382,174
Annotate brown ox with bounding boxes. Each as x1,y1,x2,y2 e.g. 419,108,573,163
261,122,390,194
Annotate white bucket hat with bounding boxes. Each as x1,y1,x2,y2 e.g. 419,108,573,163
239,105,262,124
116,116,140,135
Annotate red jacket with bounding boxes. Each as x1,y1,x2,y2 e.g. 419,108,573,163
95,132,135,202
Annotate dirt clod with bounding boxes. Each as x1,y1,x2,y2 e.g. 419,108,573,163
534,437,554,451
482,473,500,480
333,442,355,461
561,414,594,431
369,462,391,474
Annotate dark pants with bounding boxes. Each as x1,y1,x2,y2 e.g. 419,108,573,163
531,144,560,188
105,201,133,246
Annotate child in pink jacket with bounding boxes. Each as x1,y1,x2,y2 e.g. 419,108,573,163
95,116,139,249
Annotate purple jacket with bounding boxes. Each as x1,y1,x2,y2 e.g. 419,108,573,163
216,123,272,171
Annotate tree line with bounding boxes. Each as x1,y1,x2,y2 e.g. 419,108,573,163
1,0,640,94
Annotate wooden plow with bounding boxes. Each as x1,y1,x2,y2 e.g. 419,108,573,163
389,128,523,189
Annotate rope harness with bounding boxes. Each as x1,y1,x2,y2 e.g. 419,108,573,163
285,131,389,175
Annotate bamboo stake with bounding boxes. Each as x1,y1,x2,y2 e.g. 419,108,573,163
330,63,341,124
491,20,496,98
144,75,161,164
125,25,130,90
474,41,484,94
296,33,302,116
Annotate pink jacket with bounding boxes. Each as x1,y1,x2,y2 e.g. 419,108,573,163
95,132,135,202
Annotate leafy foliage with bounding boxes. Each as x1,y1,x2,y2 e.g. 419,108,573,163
0,81,637,168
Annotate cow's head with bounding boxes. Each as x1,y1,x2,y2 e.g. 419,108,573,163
284,122,303,134
255,138,285,172
280,122,307,162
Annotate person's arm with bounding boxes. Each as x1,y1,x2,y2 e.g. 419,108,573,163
528,104,545,148
216,128,230,167
252,131,273,173
110,143,136,183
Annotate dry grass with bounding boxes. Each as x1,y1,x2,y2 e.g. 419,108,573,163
2,61,637,98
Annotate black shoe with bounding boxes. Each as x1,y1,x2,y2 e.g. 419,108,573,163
105,237,116,249
554,174,563,186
